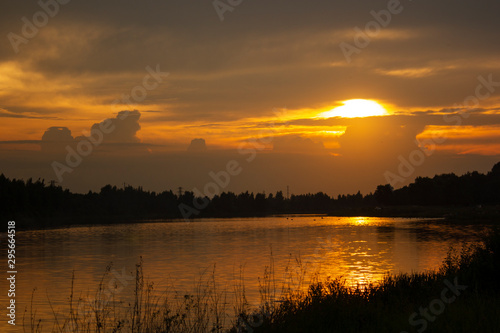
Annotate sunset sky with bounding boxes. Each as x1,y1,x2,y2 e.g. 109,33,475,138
1,0,500,195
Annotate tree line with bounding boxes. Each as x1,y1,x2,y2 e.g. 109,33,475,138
1,162,499,225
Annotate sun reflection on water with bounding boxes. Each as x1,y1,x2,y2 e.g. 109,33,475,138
350,217,369,225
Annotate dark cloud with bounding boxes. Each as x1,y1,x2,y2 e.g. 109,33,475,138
41,127,73,141
36,110,144,156
41,127,74,153
74,110,142,144
187,138,208,152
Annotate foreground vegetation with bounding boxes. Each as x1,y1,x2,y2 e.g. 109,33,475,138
237,228,500,333
25,229,500,332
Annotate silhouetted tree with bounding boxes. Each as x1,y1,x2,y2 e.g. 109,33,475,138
374,184,393,205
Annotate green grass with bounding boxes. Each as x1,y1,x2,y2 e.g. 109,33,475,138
24,229,500,333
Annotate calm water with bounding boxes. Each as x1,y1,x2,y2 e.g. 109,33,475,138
1,216,491,330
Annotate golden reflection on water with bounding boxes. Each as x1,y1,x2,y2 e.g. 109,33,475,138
349,216,370,225
9,216,490,327
342,217,390,286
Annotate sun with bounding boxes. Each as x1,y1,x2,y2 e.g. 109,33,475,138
318,99,389,118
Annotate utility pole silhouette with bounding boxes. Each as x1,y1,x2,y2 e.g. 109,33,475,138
286,185,289,200
178,187,183,198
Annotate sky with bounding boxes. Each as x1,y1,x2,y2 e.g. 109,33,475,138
1,0,500,196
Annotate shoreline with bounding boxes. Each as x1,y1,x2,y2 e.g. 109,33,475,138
7,205,500,232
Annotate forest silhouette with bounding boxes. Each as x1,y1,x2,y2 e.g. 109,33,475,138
1,162,499,228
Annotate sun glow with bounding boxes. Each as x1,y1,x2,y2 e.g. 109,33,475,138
318,99,389,118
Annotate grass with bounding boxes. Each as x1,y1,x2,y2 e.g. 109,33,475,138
24,260,231,333
235,228,500,333
23,229,500,333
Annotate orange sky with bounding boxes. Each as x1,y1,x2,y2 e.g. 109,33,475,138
1,1,500,194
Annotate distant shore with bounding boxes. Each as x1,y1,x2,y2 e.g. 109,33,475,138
9,204,499,231
4,162,500,231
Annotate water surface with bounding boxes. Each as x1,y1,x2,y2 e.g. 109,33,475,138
2,216,491,329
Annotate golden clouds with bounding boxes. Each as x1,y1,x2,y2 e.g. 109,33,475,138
417,125,500,155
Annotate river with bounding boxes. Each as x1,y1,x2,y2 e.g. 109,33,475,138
1,216,491,331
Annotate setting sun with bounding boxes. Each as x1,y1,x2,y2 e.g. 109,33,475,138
318,99,389,118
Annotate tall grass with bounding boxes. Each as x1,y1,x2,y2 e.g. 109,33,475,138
237,228,500,333
24,229,500,333
25,260,231,333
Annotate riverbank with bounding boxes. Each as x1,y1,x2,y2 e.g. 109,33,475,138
11,204,500,231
